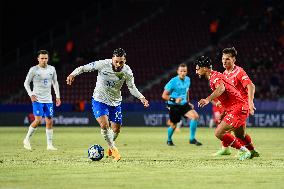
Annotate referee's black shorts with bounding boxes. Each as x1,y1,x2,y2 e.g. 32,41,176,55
167,103,193,124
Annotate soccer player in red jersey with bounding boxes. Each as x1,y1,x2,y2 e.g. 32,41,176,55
214,47,259,157
195,56,251,160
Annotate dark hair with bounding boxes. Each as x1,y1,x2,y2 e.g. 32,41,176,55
37,50,49,57
222,47,237,57
178,63,187,69
113,48,126,57
195,56,212,68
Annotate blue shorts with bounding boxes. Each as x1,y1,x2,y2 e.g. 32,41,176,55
32,102,54,118
92,99,122,125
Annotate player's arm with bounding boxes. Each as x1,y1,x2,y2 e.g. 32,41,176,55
162,79,182,104
162,90,182,104
52,68,61,107
246,82,256,115
125,71,149,108
239,69,256,115
186,89,194,109
198,82,225,108
66,61,99,85
24,67,37,102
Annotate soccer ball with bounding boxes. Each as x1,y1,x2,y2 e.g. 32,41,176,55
88,144,104,161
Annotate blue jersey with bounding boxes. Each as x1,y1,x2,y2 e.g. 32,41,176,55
164,76,191,105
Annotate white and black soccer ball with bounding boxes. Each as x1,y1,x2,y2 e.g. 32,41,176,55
88,144,104,161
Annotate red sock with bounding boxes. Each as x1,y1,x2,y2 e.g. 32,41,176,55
236,138,245,146
222,133,242,149
244,134,254,150
222,141,229,147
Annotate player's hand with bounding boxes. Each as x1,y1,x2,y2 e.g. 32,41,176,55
66,75,75,85
56,98,61,107
188,102,194,109
30,95,38,102
140,97,149,108
215,100,221,107
249,102,256,115
175,97,182,104
198,98,209,108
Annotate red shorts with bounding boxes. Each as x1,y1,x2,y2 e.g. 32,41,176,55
223,106,249,128
212,105,224,113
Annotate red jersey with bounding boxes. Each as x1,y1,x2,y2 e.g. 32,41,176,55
223,65,252,104
209,71,248,111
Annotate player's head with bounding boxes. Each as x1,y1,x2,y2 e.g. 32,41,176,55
37,50,49,67
222,47,237,70
195,56,212,79
112,48,126,72
177,63,187,79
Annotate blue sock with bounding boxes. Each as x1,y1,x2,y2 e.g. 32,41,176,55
189,120,198,141
167,127,175,142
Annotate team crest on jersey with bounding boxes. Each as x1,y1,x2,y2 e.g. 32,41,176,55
115,73,124,80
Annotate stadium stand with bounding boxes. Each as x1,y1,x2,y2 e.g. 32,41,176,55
1,0,283,104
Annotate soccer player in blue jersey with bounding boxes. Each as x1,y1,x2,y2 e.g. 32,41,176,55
23,50,61,150
162,63,202,146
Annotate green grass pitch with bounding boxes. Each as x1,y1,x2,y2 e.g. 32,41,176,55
0,127,284,189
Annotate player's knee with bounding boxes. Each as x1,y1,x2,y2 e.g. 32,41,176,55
192,114,199,120
214,128,223,139
33,119,41,126
46,119,53,126
112,127,121,134
98,122,108,129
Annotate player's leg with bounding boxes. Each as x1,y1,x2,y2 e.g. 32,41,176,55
167,106,180,146
23,102,43,150
234,125,259,158
184,109,202,146
213,111,231,155
167,121,177,146
109,104,122,142
44,103,57,150
92,99,118,160
104,122,121,158
175,120,182,132
108,105,122,161
45,117,57,150
97,115,121,161
215,121,251,160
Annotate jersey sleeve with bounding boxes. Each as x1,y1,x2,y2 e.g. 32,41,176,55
52,67,60,99
211,74,223,89
164,79,173,92
125,67,144,99
24,67,35,97
70,60,107,76
237,68,252,88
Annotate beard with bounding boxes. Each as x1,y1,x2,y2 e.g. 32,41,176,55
112,65,123,72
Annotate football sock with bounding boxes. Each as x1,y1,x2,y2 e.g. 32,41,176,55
189,120,197,141
222,141,229,148
244,134,255,150
46,129,54,146
101,128,114,148
167,127,175,142
221,133,242,149
25,126,36,140
109,128,119,141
